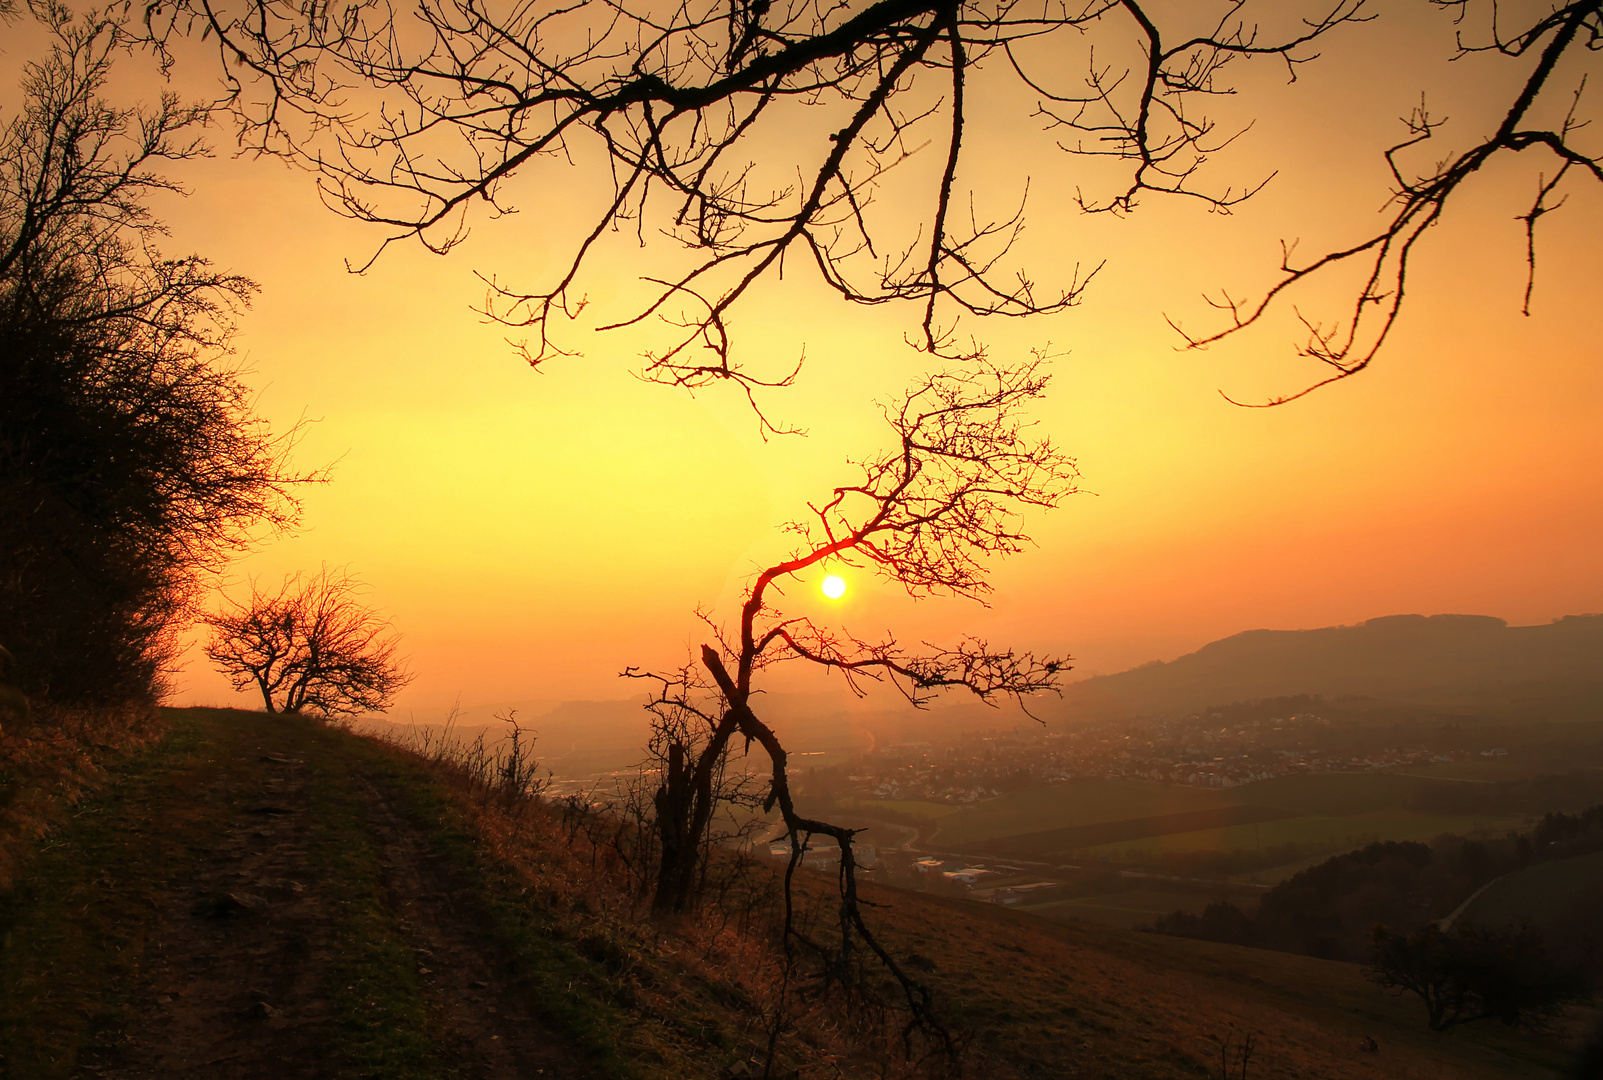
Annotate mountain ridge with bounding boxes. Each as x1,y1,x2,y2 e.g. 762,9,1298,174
1049,612,1603,723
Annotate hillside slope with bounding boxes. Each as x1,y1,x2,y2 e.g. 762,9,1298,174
867,888,1593,1079
1,708,1591,1079
0,708,610,1080
1461,848,1603,935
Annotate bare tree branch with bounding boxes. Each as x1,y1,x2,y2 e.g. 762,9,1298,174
140,0,1388,406
1175,0,1603,405
625,353,1073,1053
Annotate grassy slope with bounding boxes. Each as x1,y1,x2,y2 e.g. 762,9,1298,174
0,707,501,1078
1463,849,1603,926
2,707,1589,1080
0,702,165,890
860,882,1591,1079
0,708,690,1079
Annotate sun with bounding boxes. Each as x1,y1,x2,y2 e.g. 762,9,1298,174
821,574,847,600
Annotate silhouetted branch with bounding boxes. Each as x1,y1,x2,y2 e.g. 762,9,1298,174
141,0,1380,402
627,355,1073,1055
1180,0,1603,405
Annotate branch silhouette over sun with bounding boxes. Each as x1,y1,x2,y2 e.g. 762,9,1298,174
624,355,1076,1052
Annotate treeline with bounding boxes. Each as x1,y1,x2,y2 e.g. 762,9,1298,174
1131,835,1382,881
1,9,307,709
1143,806,1603,964
1530,804,1603,858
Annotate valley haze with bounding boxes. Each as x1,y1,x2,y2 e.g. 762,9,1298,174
364,611,1603,781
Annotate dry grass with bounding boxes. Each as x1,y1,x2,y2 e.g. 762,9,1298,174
367,721,1591,1080
0,701,164,890
369,720,962,1079
860,885,1590,1079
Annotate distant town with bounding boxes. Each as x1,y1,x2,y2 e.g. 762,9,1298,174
792,704,1497,806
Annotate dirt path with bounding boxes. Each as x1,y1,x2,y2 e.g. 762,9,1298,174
2,709,594,1080
101,747,339,1078
349,769,578,1079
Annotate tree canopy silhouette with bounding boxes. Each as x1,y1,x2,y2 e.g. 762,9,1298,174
0,3,314,704
1369,922,1592,1032
144,0,1603,408
204,567,414,717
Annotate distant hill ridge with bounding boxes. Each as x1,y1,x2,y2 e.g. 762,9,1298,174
1052,613,1603,723
371,613,1603,763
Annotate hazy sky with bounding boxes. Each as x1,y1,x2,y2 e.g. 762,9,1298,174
9,4,1599,715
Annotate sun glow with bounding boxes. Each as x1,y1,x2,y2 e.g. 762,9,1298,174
821,574,847,600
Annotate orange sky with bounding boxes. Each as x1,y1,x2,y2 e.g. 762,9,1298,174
8,5,1599,715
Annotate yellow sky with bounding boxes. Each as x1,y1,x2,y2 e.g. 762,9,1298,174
7,6,1599,714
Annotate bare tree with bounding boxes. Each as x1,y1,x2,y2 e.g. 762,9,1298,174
0,2,316,704
142,0,1600,408
624,355,1075,1047
628,668,770,912
204,567,414,716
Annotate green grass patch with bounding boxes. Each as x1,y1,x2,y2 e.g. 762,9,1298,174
1086,809,1505,864
0,712,211,1078
291,723,446,1079
338,731,682,1079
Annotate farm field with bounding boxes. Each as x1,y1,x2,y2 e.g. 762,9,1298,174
847,764,1584,889
1463,849,1603,926
1018,887,1242,930
831,797,959,821
872,770,1498,855
1081,810,1509,865
985,804,1299,859
914,780,1230,847
1226,771,1432,816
